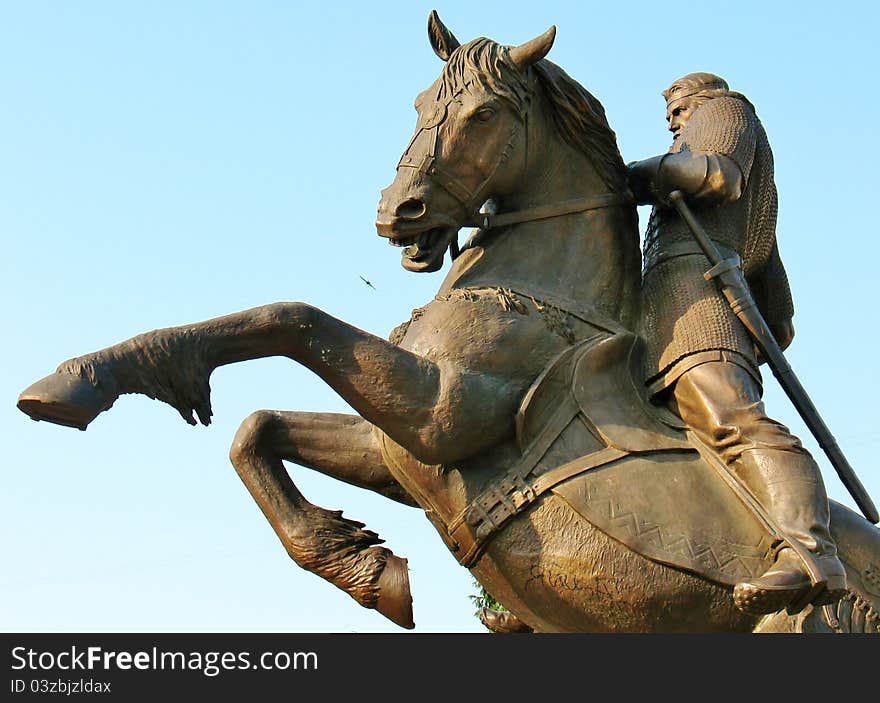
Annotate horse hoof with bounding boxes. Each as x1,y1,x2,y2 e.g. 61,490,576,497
479,608,534,633
17,371,117,430
374,554,414,629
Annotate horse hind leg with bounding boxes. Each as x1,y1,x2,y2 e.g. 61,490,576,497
229,410,417,629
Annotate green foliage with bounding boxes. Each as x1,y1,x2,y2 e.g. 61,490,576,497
469,578,507,630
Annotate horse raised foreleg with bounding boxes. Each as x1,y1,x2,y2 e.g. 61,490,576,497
229,410,416,628
19,302,516,463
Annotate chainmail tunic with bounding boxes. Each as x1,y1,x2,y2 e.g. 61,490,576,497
641,95,794,393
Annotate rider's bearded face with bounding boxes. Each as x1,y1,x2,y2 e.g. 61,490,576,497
666,97,702,141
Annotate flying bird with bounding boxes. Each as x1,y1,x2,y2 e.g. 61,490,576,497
359,275,376,290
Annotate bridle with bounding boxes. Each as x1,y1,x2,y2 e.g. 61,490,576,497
396,97,521,221
396,88,633,259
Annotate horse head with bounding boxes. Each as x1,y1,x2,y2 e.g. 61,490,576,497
376,11,555,272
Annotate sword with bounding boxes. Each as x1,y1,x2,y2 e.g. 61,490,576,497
668,189,879,524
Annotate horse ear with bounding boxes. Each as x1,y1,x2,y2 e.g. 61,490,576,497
508,26,556,69
428,10,460,61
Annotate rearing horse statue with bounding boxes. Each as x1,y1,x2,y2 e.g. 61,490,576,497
17,13,880,633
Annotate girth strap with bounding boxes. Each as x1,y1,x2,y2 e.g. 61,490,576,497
444,389,628,568
449,442,628,568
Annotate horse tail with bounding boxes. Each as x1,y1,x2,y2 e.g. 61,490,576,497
754,501,880,633
822,589,880,633
810,500,880,633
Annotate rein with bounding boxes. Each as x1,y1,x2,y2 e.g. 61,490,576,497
455,190,633,259
462,191,633,231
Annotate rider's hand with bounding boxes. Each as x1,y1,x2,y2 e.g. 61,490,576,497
756,319,795,363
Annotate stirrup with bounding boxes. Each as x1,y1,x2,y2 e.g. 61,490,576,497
733,546,846,615
733,578,814,616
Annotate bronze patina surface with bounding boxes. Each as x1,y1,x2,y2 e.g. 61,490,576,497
16,13,880,632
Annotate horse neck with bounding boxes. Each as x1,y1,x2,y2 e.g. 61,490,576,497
507,110,610,212
444,122,641,331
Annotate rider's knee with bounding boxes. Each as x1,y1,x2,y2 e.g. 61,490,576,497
230,410,279,466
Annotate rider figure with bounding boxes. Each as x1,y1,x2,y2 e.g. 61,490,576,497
626,72,847,615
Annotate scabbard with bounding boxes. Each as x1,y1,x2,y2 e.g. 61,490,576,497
668,190,878,524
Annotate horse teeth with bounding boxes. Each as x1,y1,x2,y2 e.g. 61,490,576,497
391,236,418,248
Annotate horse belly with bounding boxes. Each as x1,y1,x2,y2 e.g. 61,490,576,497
473,495,757,633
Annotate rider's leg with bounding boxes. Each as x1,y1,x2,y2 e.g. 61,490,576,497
668,359,846,614
18,302,516,465
229,410,416,628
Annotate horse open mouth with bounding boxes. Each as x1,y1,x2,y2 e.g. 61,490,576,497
389,226,457,272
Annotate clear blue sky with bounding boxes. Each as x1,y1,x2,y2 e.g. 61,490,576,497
2,1,877,632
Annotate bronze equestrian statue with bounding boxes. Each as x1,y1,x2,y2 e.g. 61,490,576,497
17,13,880,633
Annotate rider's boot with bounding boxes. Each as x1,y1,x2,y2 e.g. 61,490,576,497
732,448,847,615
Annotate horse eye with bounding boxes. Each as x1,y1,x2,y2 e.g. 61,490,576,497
476,108,495,122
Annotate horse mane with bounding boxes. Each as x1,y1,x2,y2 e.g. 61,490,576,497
439,38,629,195
437,38,531,113
531,59,630,194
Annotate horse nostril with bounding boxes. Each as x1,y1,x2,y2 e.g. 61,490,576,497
395,199,428,220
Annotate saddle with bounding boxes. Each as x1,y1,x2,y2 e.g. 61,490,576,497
449,331,777,587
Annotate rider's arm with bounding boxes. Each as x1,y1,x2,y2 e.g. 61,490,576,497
626,151,744,206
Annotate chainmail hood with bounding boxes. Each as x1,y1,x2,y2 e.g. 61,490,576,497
663,72,754,114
